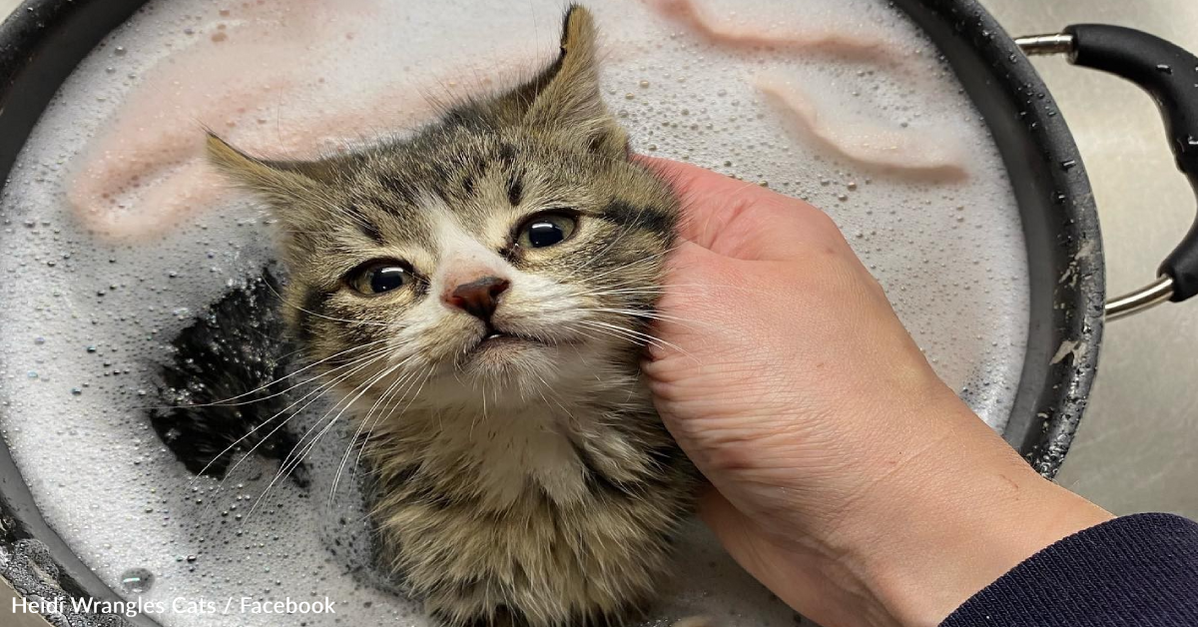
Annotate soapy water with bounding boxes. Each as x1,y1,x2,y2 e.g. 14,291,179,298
0,0,1028,626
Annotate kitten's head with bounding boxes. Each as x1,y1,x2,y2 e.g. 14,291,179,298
207,6,677,406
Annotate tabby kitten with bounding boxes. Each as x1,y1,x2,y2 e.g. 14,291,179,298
206,5,696,627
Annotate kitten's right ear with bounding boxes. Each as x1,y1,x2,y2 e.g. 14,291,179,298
479,6,628,155
205,133,335,204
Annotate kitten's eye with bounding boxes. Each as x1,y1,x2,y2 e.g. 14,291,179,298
516,211,577,249
348,260,415,296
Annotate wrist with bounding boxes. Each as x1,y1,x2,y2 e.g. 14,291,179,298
827,407,1113,626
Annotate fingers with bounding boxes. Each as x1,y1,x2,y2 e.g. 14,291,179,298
696,488,745,538
640,239,739,365
638,156,849,260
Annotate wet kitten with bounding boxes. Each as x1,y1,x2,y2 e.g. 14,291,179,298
206,5,696,627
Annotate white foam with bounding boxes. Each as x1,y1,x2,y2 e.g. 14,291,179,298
0,0,1028,625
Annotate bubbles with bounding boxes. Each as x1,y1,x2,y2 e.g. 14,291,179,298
119,568,155,594
0,0,1028,626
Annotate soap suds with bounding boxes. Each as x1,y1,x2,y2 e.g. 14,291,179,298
755,73,969,179
67,0,539,240
645,0,895,59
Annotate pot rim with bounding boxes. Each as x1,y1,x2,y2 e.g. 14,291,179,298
891,0,1103,477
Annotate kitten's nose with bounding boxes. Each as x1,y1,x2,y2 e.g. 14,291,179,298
445,276,510,321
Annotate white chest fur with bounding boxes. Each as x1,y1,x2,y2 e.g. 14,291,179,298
423,404,590,510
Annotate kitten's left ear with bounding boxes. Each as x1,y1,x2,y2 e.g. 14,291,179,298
205,133,351,204
510,5,628,156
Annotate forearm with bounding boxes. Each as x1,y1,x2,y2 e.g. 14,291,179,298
697,396,1113,627
835,413,1113,626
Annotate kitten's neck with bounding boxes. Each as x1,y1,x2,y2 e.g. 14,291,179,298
362,374,665,511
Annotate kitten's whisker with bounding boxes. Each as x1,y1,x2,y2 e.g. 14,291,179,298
579,308,712,338
581,281,773,299
159,338,391,411
579,308,706,328
334,369,413,488
189,346,395,485
200,352,392,508
193,352,392,519
330,377,411,503
261,279,391,328
574,321,654,347
583,246,680,284
275,361,396,481
285,302,392,328
563,326,609,347
353,368,433,478
329,358,421,501
574,287,666,297
576,319,671,345
250,360,398,518
575,320,691,358
576,282,707,296
471,381,490,439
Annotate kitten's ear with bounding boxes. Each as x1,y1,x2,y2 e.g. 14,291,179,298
502,5,628,155
205,133,341,204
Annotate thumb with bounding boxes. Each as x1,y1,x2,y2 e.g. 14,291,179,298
642,156,849,261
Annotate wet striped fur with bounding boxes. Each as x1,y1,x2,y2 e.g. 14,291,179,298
206,6,696,627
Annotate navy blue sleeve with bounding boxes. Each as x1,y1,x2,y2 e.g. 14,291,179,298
941,513,1198,627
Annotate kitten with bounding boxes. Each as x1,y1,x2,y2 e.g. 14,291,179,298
206,5,697,627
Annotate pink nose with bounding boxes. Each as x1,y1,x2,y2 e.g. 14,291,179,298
444,277,510,321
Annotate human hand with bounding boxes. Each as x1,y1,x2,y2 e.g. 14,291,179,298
640,159,1112,627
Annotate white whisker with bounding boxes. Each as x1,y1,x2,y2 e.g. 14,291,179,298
190,346,394,486
248,360,399,519
162,338,393,411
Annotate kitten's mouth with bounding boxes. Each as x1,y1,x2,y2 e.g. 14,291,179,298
481,333,524,346
470,326,550,354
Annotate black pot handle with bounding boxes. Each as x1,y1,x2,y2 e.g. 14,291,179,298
1017,25,1198,320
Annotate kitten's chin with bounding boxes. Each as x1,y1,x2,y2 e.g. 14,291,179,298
468,336,544,364
458,334,556,379
450,331,597,394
